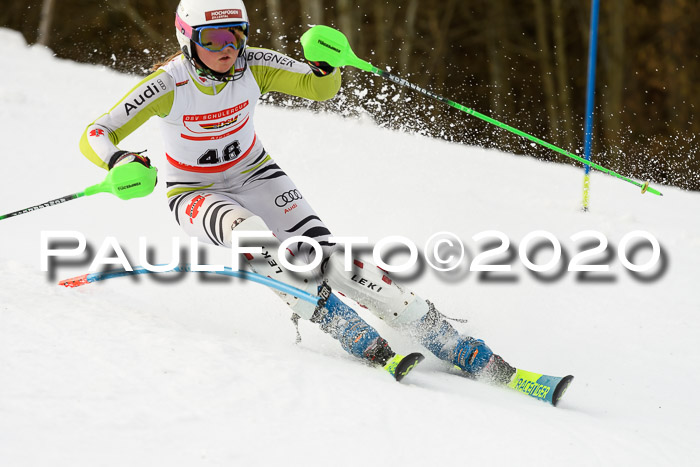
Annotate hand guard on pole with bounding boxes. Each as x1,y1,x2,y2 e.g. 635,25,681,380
100,150,158,200
1,150,159,221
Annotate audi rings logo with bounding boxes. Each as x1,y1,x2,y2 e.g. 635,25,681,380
275,190,302,207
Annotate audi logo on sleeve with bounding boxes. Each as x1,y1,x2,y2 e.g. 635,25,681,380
275,190,302,207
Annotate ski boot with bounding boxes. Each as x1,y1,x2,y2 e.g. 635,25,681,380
477,354,517,385
312,289,424,382
411,300,511,378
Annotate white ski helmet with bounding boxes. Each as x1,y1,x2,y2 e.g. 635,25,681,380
175,0,250,80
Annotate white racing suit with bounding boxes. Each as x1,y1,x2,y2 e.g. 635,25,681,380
80,48,499,375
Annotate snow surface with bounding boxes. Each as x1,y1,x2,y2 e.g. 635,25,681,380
1,28,699,466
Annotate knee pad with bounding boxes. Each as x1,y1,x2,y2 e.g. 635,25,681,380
322,250,429,327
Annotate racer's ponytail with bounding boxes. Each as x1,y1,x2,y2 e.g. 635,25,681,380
151,51,183,72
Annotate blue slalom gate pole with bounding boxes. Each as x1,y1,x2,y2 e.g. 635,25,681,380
59,265,321,305
582,0,600,211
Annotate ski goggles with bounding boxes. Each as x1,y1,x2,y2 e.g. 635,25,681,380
176,14,248,52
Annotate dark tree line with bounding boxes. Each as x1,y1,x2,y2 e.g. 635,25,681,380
3,0,698,190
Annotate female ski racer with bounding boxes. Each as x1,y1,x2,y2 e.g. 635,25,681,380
80,0,515,383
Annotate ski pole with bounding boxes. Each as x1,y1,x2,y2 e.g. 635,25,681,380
59,265,322,305
0,192,87,220
300,25,663,197
1,162,158,221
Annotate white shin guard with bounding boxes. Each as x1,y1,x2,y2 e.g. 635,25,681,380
230,215,320,320
322,250,429,327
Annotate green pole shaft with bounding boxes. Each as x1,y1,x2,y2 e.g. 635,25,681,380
300,25,662,197
370,67,662,197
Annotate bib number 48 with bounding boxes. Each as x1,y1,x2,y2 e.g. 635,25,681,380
198,140,242,165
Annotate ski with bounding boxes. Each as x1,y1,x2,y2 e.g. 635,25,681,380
385,352,425,382
505,368,574,407
455,356,574,406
